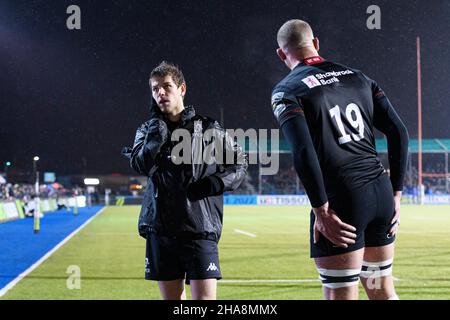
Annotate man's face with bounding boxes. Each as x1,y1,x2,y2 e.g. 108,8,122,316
150,75,186,114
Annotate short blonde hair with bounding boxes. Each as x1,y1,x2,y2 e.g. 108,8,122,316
277,19,314,49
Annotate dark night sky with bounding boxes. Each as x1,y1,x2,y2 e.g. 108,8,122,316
1,0,449,176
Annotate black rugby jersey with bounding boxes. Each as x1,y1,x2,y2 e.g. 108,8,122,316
271,56,408,207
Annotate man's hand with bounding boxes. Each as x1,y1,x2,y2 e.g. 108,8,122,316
389,191,402,238
144,118,169,158
313,202,357,248
186,176,224,202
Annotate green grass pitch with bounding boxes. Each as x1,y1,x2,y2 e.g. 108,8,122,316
2,205,450,300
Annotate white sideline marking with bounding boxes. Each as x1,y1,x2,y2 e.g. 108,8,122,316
234,229,257,238
0,207,107,297
84,232,134,236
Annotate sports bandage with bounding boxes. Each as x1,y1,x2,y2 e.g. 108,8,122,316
317,268,360,289
360,258,393,278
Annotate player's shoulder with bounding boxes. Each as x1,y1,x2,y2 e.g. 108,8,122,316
272,66,310,96
326,60,359,72
271,59,359,94
138,120,151,131
271,59,373,101
271,70,311,107
192,114,223,131
192,113,215,124
328,60,373,83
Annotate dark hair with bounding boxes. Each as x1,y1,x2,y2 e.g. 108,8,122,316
150,61,185,87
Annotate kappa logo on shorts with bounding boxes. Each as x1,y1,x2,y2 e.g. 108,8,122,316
206,262,218,272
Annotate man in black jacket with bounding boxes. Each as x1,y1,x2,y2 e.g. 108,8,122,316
128,62,247,300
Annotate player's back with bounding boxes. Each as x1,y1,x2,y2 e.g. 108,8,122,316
272,56,385,195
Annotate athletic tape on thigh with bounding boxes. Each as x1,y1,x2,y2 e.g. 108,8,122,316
360,258,393,278
317,268,360,289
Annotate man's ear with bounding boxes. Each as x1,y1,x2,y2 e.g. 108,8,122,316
180,83,187,99
276,48,287,61
313,37,320,52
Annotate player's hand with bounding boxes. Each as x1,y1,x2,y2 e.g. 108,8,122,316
186,176,224,201
389,191,402,237
144,118,169,158
313,202,357,248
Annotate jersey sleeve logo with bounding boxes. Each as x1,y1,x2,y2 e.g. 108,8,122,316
271,92,284,107
271,92,287,119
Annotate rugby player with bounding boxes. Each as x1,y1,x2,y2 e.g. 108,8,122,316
271,20,409,300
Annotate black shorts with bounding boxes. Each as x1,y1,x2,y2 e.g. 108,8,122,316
310,173,396,258
145,233,222,283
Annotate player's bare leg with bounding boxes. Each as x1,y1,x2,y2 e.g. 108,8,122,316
158,279,186,300
314,248,364,300
190,279,217,300
360,243,398,300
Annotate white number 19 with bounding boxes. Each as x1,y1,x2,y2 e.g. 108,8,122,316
329,103,365,145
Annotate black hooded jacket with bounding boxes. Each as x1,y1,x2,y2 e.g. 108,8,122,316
124,105,247,241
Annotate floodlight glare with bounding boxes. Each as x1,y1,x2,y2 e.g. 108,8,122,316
84,178,100,185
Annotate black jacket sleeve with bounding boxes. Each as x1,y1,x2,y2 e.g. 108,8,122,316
187,175,225,201
186,120,248,201
372,83,409,192
214,122,248,191
129,122,154,176
210,121,248,192
129,119,169,176
281,114,328,208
